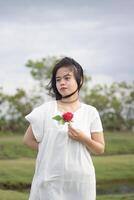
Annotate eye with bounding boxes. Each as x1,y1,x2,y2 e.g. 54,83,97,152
56,78,60,82
65,76,71,80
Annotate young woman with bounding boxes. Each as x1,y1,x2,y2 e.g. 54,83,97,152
23,57,105,200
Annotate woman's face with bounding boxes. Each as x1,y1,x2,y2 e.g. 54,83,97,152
55,67,78,97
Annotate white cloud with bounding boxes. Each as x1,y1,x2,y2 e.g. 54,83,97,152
91,74,114,86
0,0,134,94
0,68,35,95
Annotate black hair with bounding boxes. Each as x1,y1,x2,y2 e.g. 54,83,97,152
47,57,84,100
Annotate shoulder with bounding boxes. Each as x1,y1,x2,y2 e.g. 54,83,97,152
82,102,98,113
81,102,100,119
33,100,55,113
35,100,54,108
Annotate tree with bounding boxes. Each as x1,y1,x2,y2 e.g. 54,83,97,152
26,56,61,88
0,88,43,133
83,81,134,131
0,56,133,133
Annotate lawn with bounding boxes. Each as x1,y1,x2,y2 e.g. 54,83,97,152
0,131,134,199
104,132,134,155
0,189,29,200
0,155,134,194
0,189,134,200
0,132,134,159
0,135,36,159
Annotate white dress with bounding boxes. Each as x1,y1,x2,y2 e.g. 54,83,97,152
25,100,103,200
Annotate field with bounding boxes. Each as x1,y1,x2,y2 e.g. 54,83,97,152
0,131,134,200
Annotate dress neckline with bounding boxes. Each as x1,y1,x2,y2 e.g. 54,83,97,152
55,100,83,115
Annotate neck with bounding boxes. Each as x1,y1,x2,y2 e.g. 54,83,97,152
60,96,79,104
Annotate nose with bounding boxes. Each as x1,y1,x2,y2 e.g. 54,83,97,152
60,78,65,85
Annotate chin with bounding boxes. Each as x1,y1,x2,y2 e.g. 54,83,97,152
61,92,69,97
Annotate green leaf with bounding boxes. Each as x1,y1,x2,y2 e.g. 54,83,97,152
52,115,63,121
59,118,65,125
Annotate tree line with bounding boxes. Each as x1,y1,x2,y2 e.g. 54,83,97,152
0,56,134,133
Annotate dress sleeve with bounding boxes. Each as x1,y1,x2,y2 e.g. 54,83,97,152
90,108,103,133
25,106,44,142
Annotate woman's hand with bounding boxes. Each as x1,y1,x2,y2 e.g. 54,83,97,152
68,124,86,142
68,124,105,155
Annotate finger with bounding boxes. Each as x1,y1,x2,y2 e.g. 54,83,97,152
68,129,77,137
68,125,74,130
69,127,79,134
68,130,77,138
70,129,79,136
68,131,75,139
68,131,78,140
68,126,76,133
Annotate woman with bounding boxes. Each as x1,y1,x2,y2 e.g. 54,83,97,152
23,57,105,200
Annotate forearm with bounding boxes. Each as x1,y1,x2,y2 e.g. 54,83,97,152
23,125,38,151
82,135,105,155
23,138,38,150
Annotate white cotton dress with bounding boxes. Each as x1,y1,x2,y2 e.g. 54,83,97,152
25,100,103,200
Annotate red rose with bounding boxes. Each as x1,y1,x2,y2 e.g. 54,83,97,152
62,112,73,122
52,112,73,125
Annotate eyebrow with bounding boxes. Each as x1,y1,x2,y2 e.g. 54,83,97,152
56,73,72,79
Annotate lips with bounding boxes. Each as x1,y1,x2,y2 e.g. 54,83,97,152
60,87,67,90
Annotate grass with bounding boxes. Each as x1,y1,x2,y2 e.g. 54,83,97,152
94,155,134,182
97,193,134,200
0,189,133,200
0,158,34,186
104,132,134,155
93,155,134,194
0,135,36,159
0,131,134,198
0,132,134,159
0,155,134,194
0,189,29,200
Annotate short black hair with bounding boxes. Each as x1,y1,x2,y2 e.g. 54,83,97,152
47,57,84,100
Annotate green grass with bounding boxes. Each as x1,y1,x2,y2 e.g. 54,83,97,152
0,158,34,186
0,189,133,200
94,155,134,182
0,135,36,159
0,155,133,186
93,155,134,194
0,131,134,198
97,193,134,200
104,132,134,155
0,189,29,200
0,132,134,159
0,155,134,194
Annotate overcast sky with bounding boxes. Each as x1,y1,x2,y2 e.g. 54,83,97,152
0,0,134,94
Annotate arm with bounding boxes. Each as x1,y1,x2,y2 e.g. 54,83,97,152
68,125,105,155
23,125,39,150
83,132,105,155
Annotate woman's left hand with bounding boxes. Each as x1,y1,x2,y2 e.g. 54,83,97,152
68,124,105,154
68,124,85,142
